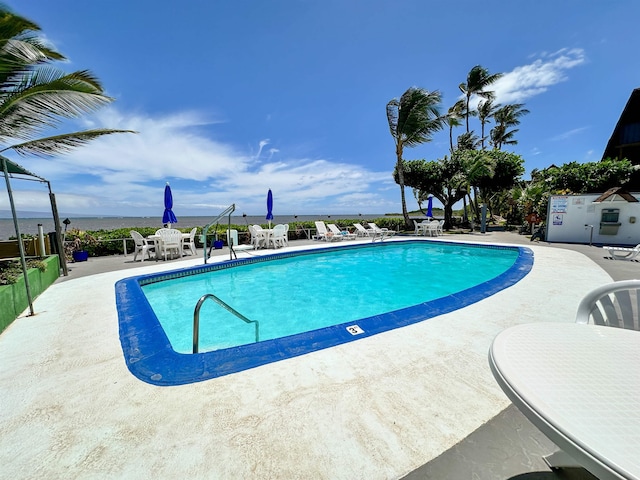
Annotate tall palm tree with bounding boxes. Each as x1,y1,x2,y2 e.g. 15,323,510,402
387,87,443,229
458,65,503,133
446,100,465,153
490,103,529,150
477,96,498,150
0,6,133,158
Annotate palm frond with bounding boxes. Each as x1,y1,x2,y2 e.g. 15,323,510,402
0,68,112,141
2,128,137,157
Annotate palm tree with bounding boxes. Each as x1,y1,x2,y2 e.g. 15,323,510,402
490,103,529,150
0,6,133,158
458,65,503,133
477,96,498,150
387,87,443,229
446,100,465,153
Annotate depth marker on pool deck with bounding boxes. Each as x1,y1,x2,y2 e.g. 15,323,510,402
346,325,364,335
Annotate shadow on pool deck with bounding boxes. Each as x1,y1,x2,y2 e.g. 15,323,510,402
55,232,629,479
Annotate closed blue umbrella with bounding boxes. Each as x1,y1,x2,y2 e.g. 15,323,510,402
163,182,178,227
266,189,274,228
426,195,433,219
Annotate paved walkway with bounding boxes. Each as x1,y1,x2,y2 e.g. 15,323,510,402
1,232,635,479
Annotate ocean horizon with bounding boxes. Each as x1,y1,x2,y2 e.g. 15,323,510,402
0,214,400,240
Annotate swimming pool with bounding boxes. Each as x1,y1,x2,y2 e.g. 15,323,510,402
116,240,533,386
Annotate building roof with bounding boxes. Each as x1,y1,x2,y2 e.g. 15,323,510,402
593,186,639,203
603,88,640,163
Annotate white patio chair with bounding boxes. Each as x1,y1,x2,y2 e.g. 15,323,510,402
415,220,430,236
268,224,287,248
155,228,183,260
130,230,155,262
437,220,444,235
427,220,440,237
248,225,266,249
575,279,640,330
182,227,197,255
328,223,356,240
282,224,289,246
226,229,253,253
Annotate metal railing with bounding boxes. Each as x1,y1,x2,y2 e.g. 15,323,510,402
192,293,260,354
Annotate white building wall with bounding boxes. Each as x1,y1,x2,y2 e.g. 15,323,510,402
546,194,640,246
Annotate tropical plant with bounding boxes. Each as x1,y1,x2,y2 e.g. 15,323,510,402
387,87,444,229
477,97,497,149
458,65,503,133
0,5,134,158
490,103,529,150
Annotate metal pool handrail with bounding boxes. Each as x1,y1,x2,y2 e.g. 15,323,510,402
193,293,260,354
202,203,236,264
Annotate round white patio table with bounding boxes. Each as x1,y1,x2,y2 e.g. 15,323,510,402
489,322,640,480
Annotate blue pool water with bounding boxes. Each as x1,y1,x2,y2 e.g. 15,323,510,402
143,242,519,353
116,240,533,386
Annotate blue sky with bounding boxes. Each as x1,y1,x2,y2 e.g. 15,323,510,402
3,0,640,218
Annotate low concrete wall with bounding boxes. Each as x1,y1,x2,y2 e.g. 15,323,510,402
0,255,60,333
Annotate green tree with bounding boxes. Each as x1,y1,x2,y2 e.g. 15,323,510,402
0,6,133,157
387,87,444,229
490,103,529,150
398,156,467,229
477,97,497,150
458,65,502,133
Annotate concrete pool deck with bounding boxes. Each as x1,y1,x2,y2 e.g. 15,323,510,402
0,233,633,479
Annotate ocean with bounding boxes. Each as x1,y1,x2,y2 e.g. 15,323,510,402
0,214,393,240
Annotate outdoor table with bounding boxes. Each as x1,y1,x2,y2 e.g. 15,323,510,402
489,322,640,480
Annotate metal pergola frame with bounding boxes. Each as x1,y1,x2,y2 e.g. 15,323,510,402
1,155,67,316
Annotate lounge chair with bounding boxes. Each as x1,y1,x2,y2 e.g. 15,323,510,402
353,223,370,237
315,221,342,241
603,243,640,260
575,279,640,330
130,230,155,262
327,223,357,240
368,222,395,237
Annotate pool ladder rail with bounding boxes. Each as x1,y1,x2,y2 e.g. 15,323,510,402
193,293,260,353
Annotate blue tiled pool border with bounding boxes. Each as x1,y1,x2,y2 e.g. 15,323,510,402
115,240,534,386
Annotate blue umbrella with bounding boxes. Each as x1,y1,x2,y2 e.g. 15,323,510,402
163,182,178,227
426,195,433,219
266,189,274,228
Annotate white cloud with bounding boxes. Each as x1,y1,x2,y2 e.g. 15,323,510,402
550,126,589,141
0,107,393,216
493,48,586,104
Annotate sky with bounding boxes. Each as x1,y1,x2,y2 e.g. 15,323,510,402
2,0,640,218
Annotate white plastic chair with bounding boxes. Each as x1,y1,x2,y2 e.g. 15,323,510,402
602,243,640,260
155,228,183,260
130,230,155,262
268,224,287,248
182,227,197,255
575,280,640,330
315,221,342,241
368,222,395,237
248,225,266,249
353,223,370,237
226,229,253,253
328,223,356,240
427,220,440,237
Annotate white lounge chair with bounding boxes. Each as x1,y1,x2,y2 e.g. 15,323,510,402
353,223,370,237
130,230,155,262
314,221,342,241
603,243,640,260
368,222,395,237
155,228,183,260
575,279,640,330
182,227,198,255
327,223,357,240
